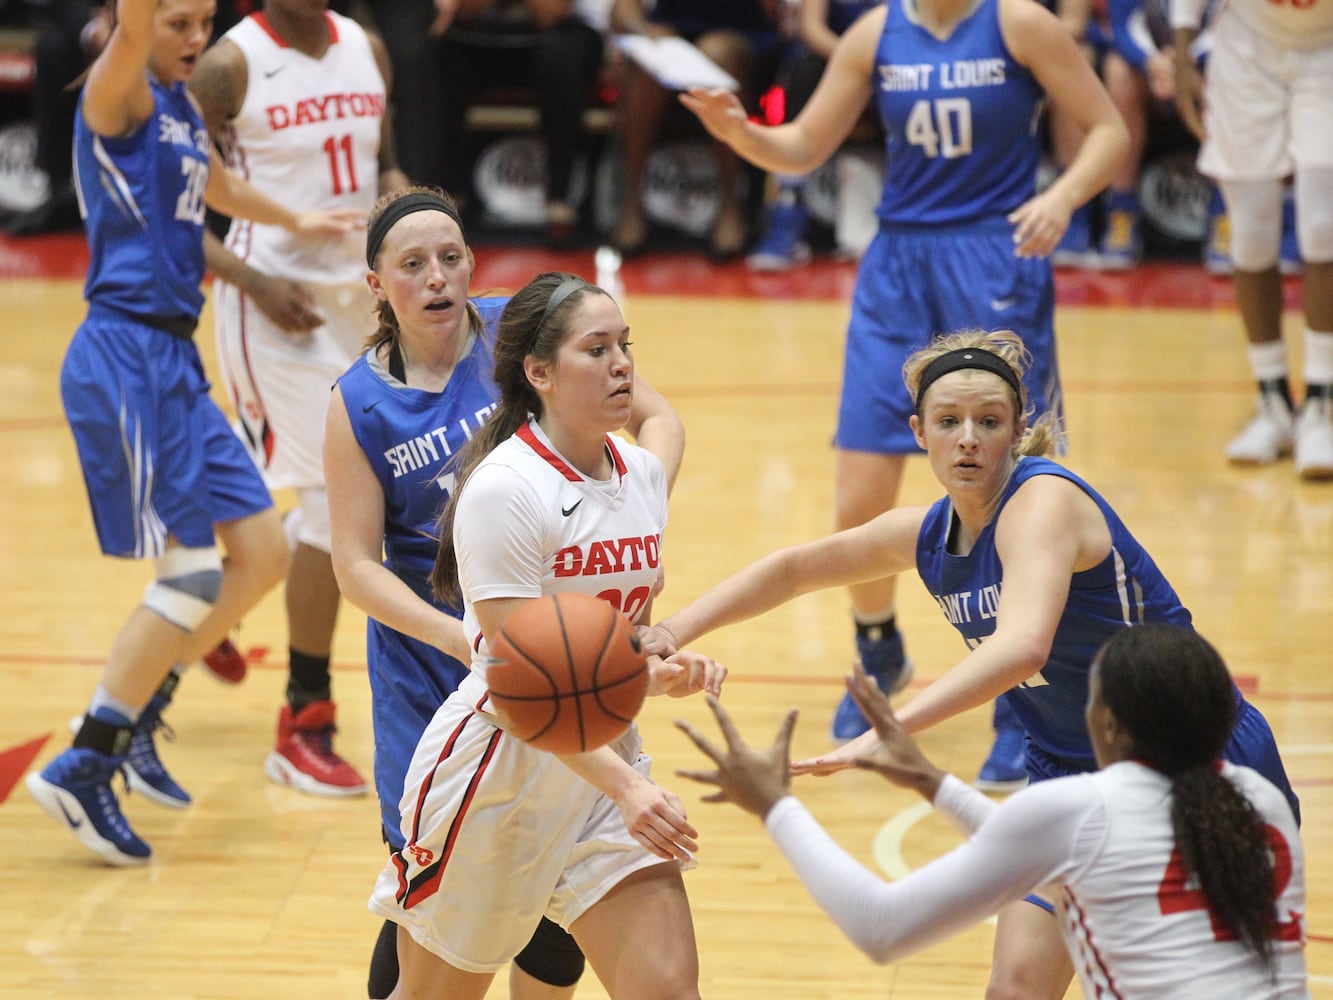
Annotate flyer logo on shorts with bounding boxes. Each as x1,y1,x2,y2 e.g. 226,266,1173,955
407,842,435,867
0,122,49,213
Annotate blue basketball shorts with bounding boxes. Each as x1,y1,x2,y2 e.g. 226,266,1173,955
835,218,1062,455
60,314,273,558
1025,693,1300,828
1225,697,1301,827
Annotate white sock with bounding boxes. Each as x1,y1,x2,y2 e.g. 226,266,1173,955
1247,340,1289,382
1303,329,1333,387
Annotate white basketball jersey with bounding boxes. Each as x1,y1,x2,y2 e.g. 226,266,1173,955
1061,761,1308,999
1223,0,1333,50
219,11,385,283
454,420,669,681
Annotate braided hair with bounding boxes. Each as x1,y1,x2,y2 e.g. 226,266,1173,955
1095,625,1278,969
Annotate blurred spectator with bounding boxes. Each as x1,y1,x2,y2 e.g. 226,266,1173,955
609,0,781,260
747,0,883,271
358,0,449,193
434,0,607,244
1094,0,1196,268
4,0,262,237
3,1,106,235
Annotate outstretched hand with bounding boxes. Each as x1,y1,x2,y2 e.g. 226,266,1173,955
840,662,946,800
675,695,798,819
678,87,749,147
292,207,366,236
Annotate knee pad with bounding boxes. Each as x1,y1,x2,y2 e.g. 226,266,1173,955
512,916,585,988
295,487,332,553
1295,168,1333,263
1221,178,1283,271
367,919,398,1000
142,546,223,630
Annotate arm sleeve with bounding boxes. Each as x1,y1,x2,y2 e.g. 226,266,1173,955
763,778,1105,964
932,773,1000,835
1107,0,1154,71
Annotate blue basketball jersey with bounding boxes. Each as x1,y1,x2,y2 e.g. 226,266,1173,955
74,77,211,322
874,0,1044,224
336,297,506,847
915,457,1192,762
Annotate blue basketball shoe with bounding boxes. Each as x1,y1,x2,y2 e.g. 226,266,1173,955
125,696,191,808
976,698,1029,792
69,696,191,809
27,747,151,865
831,629,914,743
746,199,812,272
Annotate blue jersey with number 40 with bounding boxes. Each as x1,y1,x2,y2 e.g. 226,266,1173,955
874,0,1044,225
74,77,211,321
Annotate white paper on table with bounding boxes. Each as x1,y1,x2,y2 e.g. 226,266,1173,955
613,35,741,92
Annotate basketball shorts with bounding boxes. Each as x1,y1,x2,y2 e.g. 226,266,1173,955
1026,692,1300,827
213,279,374,490
60,315,273,558
1199,12,1333,182
369,671,675,973
835,218,1062,455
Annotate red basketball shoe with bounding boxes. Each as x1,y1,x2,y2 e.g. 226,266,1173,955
201,638,248,685
264,701,367,797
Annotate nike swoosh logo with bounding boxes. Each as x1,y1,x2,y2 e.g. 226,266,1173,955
561,500,582,517
58,799,83,829
264,66,286,78
362,400,383,414
990,297,1017,312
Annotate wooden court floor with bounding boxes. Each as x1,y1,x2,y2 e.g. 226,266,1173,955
0,244,1329,998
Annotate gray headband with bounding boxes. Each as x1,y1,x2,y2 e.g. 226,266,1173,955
539,275,591,329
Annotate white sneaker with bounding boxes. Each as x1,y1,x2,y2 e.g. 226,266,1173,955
1227,394,1294,465
1294,397,1333,480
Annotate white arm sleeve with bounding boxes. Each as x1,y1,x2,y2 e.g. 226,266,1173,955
764,777,1106,965
932,773,1000,835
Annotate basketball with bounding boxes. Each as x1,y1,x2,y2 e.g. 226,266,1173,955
486,592,650,754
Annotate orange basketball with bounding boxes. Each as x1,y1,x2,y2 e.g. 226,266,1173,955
486,592,649,754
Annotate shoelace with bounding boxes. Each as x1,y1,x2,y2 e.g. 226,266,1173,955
295,726,338,759
128,715,176,775
79,757,137,835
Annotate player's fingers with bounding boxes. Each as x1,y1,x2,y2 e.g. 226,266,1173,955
674,718,723,763
702,658,727,696
674,767,720,788
633,830,676,860
655,802,697,842
704,692,744,747
773,707,799,757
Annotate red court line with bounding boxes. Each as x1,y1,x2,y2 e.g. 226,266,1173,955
0,652,1320,705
